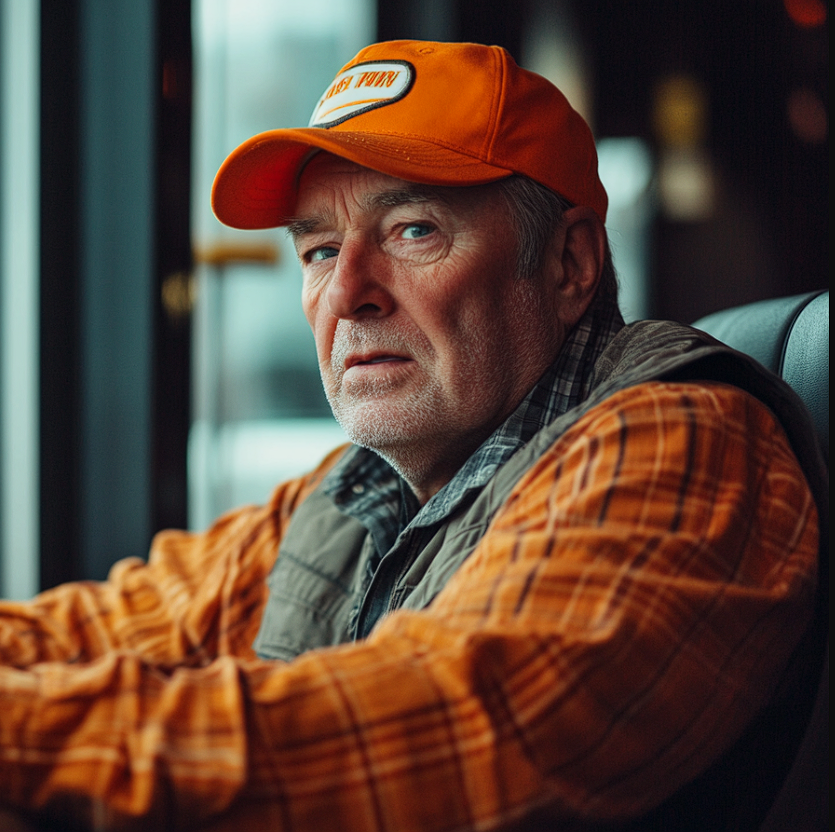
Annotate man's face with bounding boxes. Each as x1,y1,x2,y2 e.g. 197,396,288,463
292,153,565,500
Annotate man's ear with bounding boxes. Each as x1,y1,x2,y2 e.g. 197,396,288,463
549,206,606,328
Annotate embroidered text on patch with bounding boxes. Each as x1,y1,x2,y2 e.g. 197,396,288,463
308,61,414,128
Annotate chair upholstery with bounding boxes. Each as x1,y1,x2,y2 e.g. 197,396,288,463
694,290,828,832
694,290,829,458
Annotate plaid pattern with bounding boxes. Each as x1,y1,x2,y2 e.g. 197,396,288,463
0,380,817,830
325,292,625,637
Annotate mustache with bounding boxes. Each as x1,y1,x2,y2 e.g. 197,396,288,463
330,320,430,369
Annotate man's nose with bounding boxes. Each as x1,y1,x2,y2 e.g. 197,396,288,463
325,238,394,320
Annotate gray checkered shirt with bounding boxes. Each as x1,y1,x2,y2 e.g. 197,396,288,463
322,290,624,635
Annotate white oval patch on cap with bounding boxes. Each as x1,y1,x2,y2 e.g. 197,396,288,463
308,60,414,128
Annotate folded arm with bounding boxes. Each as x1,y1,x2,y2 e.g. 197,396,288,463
0,448,342,669
0,384,818,831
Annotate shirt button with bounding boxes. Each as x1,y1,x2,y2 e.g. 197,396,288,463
352,483,365,494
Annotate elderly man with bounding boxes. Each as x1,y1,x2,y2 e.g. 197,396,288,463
0,40,825,832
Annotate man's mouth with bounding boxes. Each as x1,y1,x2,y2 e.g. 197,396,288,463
346,353,410,370
361,356,401,364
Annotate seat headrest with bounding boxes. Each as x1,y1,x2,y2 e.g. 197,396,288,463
694,291,828,459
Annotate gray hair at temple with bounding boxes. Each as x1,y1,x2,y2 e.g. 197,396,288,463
496,175,619,302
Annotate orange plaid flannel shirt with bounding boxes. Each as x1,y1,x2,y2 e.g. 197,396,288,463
0,382,819,831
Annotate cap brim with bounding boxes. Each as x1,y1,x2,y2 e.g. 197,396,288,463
211,127,514,230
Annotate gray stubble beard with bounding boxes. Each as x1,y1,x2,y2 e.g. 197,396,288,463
323,320,449,484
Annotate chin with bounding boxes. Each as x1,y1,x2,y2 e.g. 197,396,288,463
337,409,421,451
329,386,442,445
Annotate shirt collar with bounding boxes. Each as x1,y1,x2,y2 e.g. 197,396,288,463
324,290,624,540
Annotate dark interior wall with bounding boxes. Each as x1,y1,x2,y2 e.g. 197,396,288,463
39,0,192,586
578,0,828,321
152,0,193,535
378,0,530,57
40,0,157,584
40,1,82,588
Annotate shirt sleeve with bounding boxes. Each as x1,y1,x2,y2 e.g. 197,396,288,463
0,383,819,831
0,447,343,668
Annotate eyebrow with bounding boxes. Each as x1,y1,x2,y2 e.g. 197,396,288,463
369,187,437,210
286,185,447,241
285,217,321,239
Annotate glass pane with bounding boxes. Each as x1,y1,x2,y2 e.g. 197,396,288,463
190,0,372,528
1,0,40,598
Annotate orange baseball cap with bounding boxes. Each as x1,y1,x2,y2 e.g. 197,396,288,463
211,39,608,228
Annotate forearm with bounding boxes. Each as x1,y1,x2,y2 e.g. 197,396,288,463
0,510,271,668
0,386,819,830
0,570,816,832
0,449,342,668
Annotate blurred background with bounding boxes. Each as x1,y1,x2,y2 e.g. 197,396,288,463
1,0,827,596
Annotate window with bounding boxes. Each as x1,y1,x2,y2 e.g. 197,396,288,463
190,0,372,528
1,0,39,598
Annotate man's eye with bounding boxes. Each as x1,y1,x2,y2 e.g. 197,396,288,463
308,246,338,262
401,223,434,240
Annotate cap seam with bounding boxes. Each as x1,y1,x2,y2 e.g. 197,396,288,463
483,46,506,163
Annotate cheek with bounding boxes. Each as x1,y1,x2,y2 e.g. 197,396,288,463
300,284,318,329
430,283,506,347
394,259,488,332
303,313,335,372
301,288,328,349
